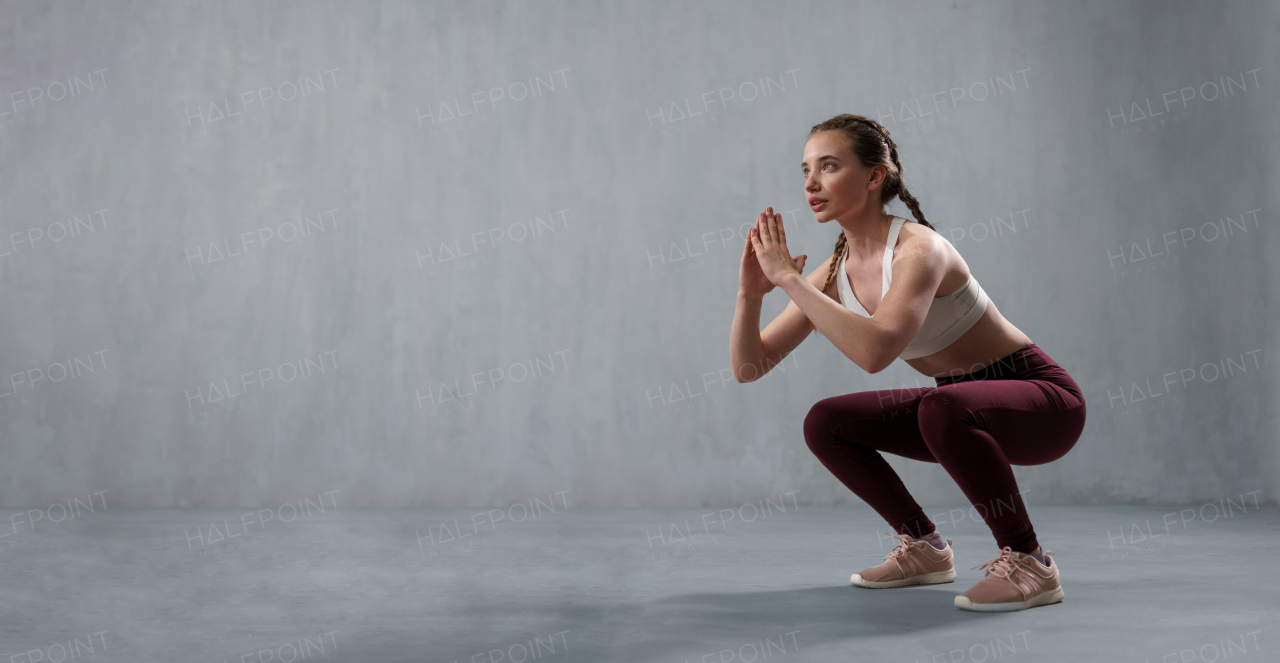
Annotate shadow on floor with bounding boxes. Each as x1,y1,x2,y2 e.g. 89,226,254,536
413,583,1036,663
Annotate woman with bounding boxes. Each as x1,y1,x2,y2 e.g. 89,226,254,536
729,114,1086,612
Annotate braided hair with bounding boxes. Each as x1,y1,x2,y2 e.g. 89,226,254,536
811,114,936,294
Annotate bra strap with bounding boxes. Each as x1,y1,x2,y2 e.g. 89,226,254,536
881,217,906,296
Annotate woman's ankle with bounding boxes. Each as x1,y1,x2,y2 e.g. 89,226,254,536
913,530,946,550
1021,545,1050,567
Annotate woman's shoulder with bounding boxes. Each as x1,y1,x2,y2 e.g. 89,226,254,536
894,217,950,262
895,217,977,290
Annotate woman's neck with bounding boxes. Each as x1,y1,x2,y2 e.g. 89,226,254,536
841,211,895,259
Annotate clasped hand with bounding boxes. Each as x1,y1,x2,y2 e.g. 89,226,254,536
742,207,807,295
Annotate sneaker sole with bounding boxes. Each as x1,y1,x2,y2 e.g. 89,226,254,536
851,568,956,589
954,585,1065,611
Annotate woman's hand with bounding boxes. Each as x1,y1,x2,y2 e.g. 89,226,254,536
747,207,806,289
739,210,776,297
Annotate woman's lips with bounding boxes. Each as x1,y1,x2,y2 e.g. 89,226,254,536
810,200,827,211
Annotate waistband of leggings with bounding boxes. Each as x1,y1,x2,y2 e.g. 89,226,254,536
934,342,1044,385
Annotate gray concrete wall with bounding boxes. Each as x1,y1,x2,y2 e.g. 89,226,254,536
1,0,1275,509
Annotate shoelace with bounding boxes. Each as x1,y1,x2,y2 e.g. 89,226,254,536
972,546,1052,577
972,546,1019,578
879,531,926,563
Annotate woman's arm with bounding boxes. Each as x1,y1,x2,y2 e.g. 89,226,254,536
775,273,889,373
729,289,769,383
730,210,824,383
776,234,944,373
730,260,831,383
749,207,945,374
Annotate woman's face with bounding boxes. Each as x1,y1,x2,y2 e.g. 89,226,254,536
802,130,884,223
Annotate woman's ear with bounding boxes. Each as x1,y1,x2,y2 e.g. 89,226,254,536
867,165,886,191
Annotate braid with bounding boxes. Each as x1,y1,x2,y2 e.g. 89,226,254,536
821,233,847,293
877,127,934,231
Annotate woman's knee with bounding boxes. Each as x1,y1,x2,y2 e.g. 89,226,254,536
804,399,880,461
803,399,838,451
803,399,865,456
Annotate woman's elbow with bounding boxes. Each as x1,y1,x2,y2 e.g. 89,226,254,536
734,361,769,383
865,346,900,374
851,350,886,375
861,332,897,374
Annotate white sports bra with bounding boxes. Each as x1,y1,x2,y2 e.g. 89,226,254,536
829,216,990,360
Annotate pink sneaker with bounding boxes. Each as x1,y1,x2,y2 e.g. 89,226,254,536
850,532,956,588
954,546,1065,612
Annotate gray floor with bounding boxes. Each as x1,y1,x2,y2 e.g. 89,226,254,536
3,504,1277,662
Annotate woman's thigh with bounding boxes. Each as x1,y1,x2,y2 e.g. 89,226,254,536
921,379,1086,465
804,387,941,464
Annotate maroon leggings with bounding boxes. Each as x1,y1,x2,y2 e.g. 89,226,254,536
803,342,1086,554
